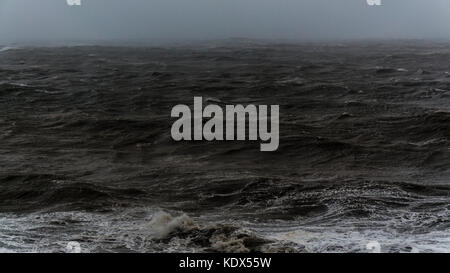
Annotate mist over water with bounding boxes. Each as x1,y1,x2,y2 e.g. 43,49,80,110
1,0,450,44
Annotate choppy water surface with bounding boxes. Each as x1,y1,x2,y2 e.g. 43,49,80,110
0,41,449,252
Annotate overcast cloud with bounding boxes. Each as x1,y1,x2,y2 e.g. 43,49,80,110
0,0,449,44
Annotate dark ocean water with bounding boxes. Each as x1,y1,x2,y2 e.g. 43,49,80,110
0,41,449,252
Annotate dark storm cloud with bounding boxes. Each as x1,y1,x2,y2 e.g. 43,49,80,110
0,0,449,43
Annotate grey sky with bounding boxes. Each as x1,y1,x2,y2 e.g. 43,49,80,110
1,0,449,44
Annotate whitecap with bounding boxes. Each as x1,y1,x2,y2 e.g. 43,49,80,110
0,46,18,53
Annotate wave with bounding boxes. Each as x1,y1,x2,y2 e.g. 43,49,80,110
149,211,303,253
0,46,18,53
0,174,146,212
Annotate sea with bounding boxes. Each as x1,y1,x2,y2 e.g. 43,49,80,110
0,40,449,253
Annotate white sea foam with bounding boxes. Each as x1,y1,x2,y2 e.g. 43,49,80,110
1,208,448,253
147,211,196,239
255,225,450,253
0,47,18,53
